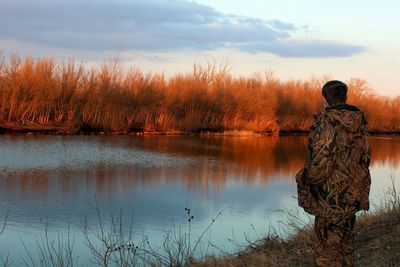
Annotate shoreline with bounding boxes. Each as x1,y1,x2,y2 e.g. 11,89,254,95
193,194,400,267
1,124,399,137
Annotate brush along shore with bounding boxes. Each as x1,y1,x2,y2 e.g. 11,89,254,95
1,56,400,137
0,122,399,137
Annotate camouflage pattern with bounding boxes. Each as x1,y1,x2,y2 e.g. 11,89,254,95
296,103,371,217
296,103,371,266
314,214,355,267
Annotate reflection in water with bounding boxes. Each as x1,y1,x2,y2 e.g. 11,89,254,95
0,135,399,264
0,136,309,198
1,136,398,197
370,137,400,167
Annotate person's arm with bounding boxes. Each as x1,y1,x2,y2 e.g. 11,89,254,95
304,115,336,185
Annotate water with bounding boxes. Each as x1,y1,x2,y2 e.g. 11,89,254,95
0,135,399,265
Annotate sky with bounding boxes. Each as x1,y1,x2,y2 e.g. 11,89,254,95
0,0,399,96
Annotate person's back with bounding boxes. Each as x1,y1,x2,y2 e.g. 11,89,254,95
296,80,371,267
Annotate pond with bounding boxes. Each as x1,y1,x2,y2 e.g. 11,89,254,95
0,135,399,265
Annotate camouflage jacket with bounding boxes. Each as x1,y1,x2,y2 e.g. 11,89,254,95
296,104,371,217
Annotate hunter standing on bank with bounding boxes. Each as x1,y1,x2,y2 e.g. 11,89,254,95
296,80,371,267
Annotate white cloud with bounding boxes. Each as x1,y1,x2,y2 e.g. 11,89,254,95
238,39,365,57
0,0,364,57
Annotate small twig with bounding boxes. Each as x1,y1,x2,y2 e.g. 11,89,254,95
0,207,8,235
190,208,226,257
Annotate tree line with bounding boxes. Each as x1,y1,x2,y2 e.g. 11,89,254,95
0,56,398,134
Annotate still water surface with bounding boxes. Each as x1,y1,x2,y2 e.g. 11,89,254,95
0,135,399,264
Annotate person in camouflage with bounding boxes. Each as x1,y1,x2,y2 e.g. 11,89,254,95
296,80,371,267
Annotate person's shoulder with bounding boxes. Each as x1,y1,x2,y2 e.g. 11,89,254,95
326,103,369,132
325,104,366,122
326,104,360,112
310,111,324,131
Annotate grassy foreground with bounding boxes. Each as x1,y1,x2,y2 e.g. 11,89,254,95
191,191,400,267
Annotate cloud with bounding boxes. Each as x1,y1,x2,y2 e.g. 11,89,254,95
0,0,364,58
267,19,296,31
238,39,365,57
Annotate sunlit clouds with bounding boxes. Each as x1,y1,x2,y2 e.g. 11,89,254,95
0,0,363,57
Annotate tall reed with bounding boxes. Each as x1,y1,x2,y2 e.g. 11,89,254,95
0,55,398,134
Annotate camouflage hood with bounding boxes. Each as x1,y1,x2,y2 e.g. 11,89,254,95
324,104,366,134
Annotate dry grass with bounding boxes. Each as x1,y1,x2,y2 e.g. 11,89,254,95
352,181,400,266
192,184,400,267
0,55,399,135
